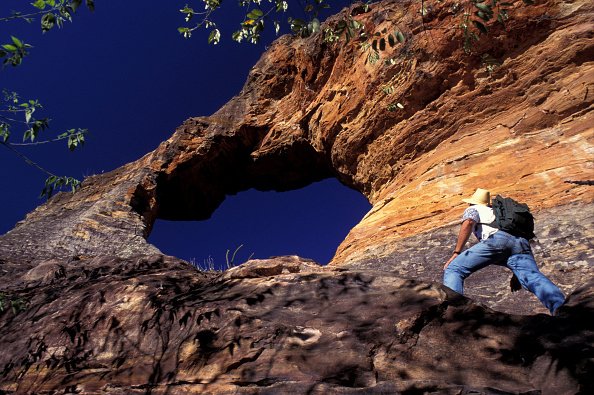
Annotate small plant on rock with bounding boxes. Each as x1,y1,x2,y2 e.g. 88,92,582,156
0,292,28,315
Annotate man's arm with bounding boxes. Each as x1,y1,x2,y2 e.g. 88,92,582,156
443,218,475,270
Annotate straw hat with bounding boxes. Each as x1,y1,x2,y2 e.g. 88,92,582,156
462,188,491,205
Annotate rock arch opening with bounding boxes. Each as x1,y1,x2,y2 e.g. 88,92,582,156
148,178,370,269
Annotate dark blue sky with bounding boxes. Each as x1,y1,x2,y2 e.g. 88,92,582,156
0,1,370,268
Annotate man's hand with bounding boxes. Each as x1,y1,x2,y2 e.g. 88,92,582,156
510,274,522,292
444,218,474,270
443,253,459,270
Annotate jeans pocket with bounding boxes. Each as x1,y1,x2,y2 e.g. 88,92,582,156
516,238,533,255
485,232,509,250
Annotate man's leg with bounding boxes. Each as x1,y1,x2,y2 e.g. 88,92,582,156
443,235,508,294
506,253,565,314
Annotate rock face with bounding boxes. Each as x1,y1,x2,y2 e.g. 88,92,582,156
1,257,593,394
0,0,591,267
1,0,593,393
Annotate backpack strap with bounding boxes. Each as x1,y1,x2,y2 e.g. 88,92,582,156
478,221,498,228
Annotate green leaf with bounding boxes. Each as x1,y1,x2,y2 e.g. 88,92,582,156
179,5,194,14
351,19,363,30
473,20,489,34
71,0,83,11
246,11,259,20
11,36,24,48
395,31,405,43
231,31,242,42
178,27,192,38
344,26,353,42
309,18,321,34
208,28,221,45
41,13,56,32
248,8,263,18
379,37,386,51
475,3,493,13
31,0,46,10
388,34,395,47
289,18,306,34
2,44,17,52
477,11,491,21
68,135,78,150
0,124,9,142
381,85,394,94
276,0,288,12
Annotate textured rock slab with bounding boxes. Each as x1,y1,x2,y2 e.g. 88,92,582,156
339,202,594,315
1,257,592,394
0,1,593,393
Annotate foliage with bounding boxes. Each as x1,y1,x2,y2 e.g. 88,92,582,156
178,0,338,44
0,90,87,198
481,53,501,76
323,16,361,43
0,36,33,67
41,175,81,198
0,292,28,315
0,0,95,64
178,0,536,62
1,1,93,198
459,0,530,54
359,26,407,65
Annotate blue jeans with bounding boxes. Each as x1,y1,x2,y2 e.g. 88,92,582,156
443,231,565,314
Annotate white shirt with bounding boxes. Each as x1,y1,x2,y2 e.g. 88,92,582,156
462,204,499,241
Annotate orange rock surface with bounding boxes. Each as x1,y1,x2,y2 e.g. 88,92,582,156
1,1,593,392
0,0,591,269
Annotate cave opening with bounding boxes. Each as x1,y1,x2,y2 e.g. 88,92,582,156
147,178,370,270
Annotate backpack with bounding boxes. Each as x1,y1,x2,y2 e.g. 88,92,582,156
490,195,536,240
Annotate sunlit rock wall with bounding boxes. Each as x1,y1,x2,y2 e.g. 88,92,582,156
0,0,592,304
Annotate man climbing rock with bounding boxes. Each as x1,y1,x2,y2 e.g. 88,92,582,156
443,188,565,315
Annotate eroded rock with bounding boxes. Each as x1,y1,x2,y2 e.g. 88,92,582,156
0,0,593,393
1,257,592,394
0,0,591,271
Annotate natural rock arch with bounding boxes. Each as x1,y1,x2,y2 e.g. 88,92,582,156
0,1,593,392
0,0,591,277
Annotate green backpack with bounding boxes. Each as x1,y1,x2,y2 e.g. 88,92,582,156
491,195,536,240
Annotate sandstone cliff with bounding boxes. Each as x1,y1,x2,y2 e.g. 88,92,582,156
1,0,593,393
